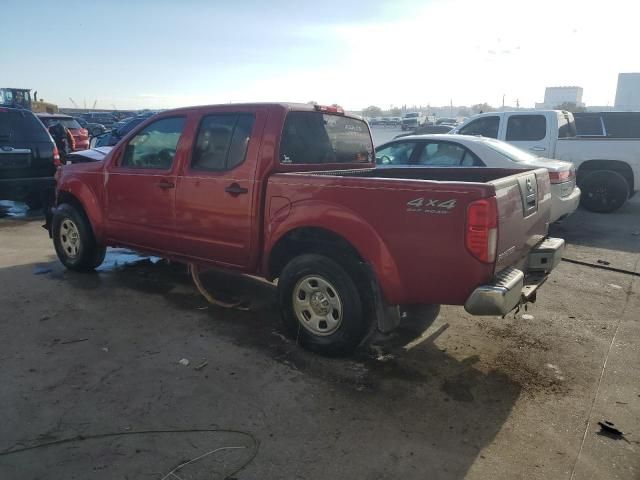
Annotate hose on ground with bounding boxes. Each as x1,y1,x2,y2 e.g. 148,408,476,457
188,263,250,310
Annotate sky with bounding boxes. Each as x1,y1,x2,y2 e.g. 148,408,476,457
1,0,639,111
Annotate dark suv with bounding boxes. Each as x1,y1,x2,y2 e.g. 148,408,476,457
0,107,58,209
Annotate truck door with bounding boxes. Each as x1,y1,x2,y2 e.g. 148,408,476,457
174,110,265,268
504,113,552,157
104,116,187,251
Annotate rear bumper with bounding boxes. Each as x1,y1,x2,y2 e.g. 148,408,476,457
550,185,581,222
0,176,55,202
464,237,565,316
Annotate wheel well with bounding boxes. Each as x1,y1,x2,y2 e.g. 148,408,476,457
577,160,634,192
57,191,86,213
268,227,364,281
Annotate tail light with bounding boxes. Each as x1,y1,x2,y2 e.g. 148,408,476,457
548,167,575,184
466,198,498,263
53,145,62,167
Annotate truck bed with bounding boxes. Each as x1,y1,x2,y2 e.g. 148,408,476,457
266,166,552,305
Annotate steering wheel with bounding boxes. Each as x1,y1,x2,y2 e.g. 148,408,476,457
380,155,392,165
157,148,174,165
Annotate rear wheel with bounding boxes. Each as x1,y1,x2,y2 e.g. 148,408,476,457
278,254,370,356
579,170,629,213
53,203,106,271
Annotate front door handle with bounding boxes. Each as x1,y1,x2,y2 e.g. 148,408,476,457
157,180,175,190
225,183,249,196
530,146,546,152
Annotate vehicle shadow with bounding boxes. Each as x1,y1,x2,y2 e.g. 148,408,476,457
1,253,523,479
550,196,640,254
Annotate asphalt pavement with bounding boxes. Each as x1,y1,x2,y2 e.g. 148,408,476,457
0,195,638,479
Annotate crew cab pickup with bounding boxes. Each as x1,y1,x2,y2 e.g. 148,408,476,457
452,110,640,212
50,103,564,354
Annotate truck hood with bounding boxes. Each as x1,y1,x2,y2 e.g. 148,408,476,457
67,146,113,163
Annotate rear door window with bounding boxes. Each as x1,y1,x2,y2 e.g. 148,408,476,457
458,116,499,138
506,115,547,141
0,110,50,142
191,113,256,171
280,111,373,164
417,142,476,166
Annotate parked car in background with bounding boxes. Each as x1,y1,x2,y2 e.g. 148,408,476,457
73,117,106,137
394,124,453,139
80,112,117,128
50,102,563,355
401,112,426,131
451,110,640,212
368,117,382,126
574,111,640,138
0,107,59,208
436,117,459,126
37,113,89,151
92,111,158,147
376,134,580,222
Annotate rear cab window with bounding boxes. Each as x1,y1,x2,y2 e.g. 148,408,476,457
280,111,373,165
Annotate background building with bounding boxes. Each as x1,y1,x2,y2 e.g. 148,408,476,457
614,73,640,110
535,86,584,109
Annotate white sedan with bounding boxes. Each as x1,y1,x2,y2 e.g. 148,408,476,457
375,134,581,222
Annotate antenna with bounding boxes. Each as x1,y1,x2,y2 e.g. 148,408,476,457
92,100,97,109
68,97,79,108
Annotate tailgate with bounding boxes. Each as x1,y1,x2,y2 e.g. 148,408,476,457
491,168,552,271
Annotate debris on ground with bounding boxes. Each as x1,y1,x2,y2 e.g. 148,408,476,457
597,259,611,265
60,338,89,345
194,360,208,371
521,314,535,320
101,347,109,352
608,283,622,289
33,266,53,275
39,315,50,321
178,358,190,366
597,421,627,441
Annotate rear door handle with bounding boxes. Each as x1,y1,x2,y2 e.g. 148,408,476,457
225,183,248,196
157,180,175,190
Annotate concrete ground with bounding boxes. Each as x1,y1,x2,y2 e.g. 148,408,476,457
0,195,638,479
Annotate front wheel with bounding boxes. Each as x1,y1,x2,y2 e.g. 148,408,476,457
53,203,106,272
278,254,370,356
579,170,629,213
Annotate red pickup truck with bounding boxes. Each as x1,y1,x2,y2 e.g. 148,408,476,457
50,103,564,354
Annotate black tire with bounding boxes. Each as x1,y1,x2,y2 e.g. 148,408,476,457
278,254,370,356
52,203,106,272
579,170,629,213
24,192,43,210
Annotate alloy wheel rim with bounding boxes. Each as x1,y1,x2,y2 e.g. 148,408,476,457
60,219,81,258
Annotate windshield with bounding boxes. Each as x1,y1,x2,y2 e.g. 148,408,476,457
0,88,31,108
405,113,419,118
481,138,537,162
280,111,373,164
40,117,82,129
